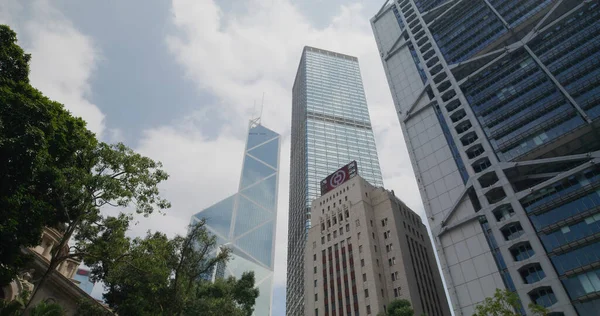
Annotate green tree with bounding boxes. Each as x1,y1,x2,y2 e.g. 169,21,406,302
377,299,414,316
472,288,550,316
74,299,112,316
0,24,97,286
96,219,257,316
29,301,64,316
0,25,170,310
185,272,259,316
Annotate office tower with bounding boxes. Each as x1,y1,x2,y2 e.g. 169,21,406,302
304,164,451,316
190,119,280,316
372,1,600,315
73,268,95,295
287,47,385,316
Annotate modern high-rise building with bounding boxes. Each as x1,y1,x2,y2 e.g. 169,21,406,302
190,119,280,316
73,268,95,295
304,166,451,316
287,46,385,316
372,1,600,315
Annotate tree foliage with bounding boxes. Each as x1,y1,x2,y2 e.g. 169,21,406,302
0,24,98,286
0,25,170,312
377,299,414,316
472,289,549,316
95,219,258,316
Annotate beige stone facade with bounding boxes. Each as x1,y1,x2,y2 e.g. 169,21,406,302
304,176,451,316
1,227,109,315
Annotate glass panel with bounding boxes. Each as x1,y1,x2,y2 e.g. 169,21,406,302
241,175,277,211
247,125,278,150
241,155,276,189
235,220,275,267
248,138,279,169
193,195,235,238
234,196,273,238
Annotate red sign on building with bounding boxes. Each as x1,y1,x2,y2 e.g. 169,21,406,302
321,161,358,195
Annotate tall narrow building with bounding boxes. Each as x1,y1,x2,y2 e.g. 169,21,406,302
287,47,384,316
372,1,600,315
305,165,451,316
190,119,280,316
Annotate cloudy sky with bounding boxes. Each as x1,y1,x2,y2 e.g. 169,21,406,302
1,0,424,314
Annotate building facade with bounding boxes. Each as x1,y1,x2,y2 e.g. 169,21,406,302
287,46,385,316
190,120,280,316
73,268,95,295
372,0,600,315
305,175,450,316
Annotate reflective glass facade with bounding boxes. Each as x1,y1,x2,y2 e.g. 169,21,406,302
373,0,600,315
191,122,279,316
287,46,384,316
73,268,95,295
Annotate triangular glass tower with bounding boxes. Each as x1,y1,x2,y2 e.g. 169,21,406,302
190,119,280,316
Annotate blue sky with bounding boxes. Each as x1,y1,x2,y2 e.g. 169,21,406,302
0,1,424,315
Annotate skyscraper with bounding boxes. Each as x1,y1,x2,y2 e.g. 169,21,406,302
190,119,280,316
73,268,95,295
372,1,600,315
305,169,451,316
287,46,384,316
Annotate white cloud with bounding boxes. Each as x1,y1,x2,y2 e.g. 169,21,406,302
0,0,105,136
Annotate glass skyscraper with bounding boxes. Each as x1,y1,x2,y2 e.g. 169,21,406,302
372,1,600,315
190,120,280,316
287,46,384,316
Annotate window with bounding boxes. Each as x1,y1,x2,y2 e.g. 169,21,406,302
389,258,393,266
376,259,379,266
364,289,369,298
315,308,318,316
314,266,317,273
321,236,325,244
394,288,398,297
321,223,325,231
374,245,377,252
381,289,384,297
367,305,371,314
346,224,350,232
328,234,331,241
391,273,396,281
510,242,534,261
313,254,316,261
345,210,349,218
520,264,546,284
529,287,557,307
314,279,317,287
345,196,348,201
313,241,316,249
334,231,337,238
382,218,388,226
358,232,361,239
370,220,373,227
392,257,396,265
361,259,365,267
501,222,525,241
328,220,331,228
315,293,318,301
372,232,375,239
363,273,367,282
339,213,343,222
359,245,363,253
563,269,600,298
